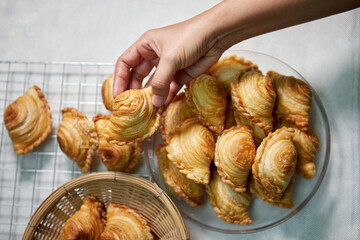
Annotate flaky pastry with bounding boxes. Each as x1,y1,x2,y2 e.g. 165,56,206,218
214,125,255,192
105,87,162,144
224,97,236,130
250,127,297,207
100,203,153,240
93,114,142,172
207,55,259,93
4,85,52,154
231,71,276,137
57,108,97,173
166,117,215,185
185,74,227,133
101,73,115,111
233,110,266,146
156,144,205,206
268,71,312,132
206,168,252,225
160,92,194,144
60,196,105,240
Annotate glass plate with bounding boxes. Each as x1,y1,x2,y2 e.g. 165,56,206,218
144,49,331,233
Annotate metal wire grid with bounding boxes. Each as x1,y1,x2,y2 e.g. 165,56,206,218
0,61,130,239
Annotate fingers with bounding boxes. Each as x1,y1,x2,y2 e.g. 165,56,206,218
164,79,183,106
128,60,153,89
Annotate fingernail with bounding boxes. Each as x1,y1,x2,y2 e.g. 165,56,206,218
152,94,164,107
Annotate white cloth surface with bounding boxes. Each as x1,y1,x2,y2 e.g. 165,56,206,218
1,0,359,239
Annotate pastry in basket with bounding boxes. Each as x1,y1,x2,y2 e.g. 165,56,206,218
268,70,312,132
104,87,163,144
214,125,256,192
207,55,259,93
4,85,52,155
101,73,115,111
250,127,297,208
93,114,142,172
206,168,252,225
156,144,205,207
231,71,277,143
160,92,194,144
59,196,105,240
166,117,215,185
185,73,227,133
100,203,153,240
57,108,97,173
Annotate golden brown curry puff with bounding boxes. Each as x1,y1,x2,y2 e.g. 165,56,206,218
206,168,252,225
4,85,52,154
100,203,153,240
268,71,312,132
160,92,194,144
60,196,105,240
185,74,227,133
250,127,297,208
166,117,215,185
214,125,256,192
101,73,115,111
93,114,143,172
156,144,205,206
57,108,97,173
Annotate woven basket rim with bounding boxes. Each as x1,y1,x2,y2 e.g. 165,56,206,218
22,171,190,239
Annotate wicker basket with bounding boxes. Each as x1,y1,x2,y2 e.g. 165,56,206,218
23,172,190,240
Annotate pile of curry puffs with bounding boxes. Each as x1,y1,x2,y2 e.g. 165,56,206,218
59,196,153,240
156,55,320,225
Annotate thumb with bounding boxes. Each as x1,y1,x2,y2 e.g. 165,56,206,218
150,58,176,107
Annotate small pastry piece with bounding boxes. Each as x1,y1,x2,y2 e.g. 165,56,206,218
160,92,194,144
207,55,259,93
156,144,205,206
101,73,115,111
250,127,297,207
233,110,266,146
60,196,105,240
206,168,252,225
268,71,312,132
214,125,256,192
166,118,215,185
4,85,52,154
100,203,153,240
231,71,276,137
57,108,97,173
93,114,142,172
105,87,163,144
185,74,227,133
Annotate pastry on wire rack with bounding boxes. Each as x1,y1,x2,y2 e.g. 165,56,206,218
59,196,105,240
156,144,205,207
93,114,143,172
4,85,52,155
100,203,153,240
101,73,115,111
57,108,97,173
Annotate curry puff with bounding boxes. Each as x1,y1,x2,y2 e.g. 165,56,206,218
59,196,105,240
206,169,252,225
160,92,194,144
231,71,276,140
268,71,312,132
105,87,162,144
207,55,259,93
4,85,52,154
166,117,215,185
101,73,115,111
57,108,97,173
100,204,153,240
156,144,205,207
185,74,227,133
214,125,256,192
250,127,297,209
93,114,143,172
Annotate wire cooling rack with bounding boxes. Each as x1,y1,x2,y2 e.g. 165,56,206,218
0,61,150,239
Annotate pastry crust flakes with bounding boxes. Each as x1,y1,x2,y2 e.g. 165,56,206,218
4,85,52,154
57,108,97,173
101,73,115,111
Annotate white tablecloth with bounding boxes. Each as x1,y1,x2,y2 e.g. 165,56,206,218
1,0,359,239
